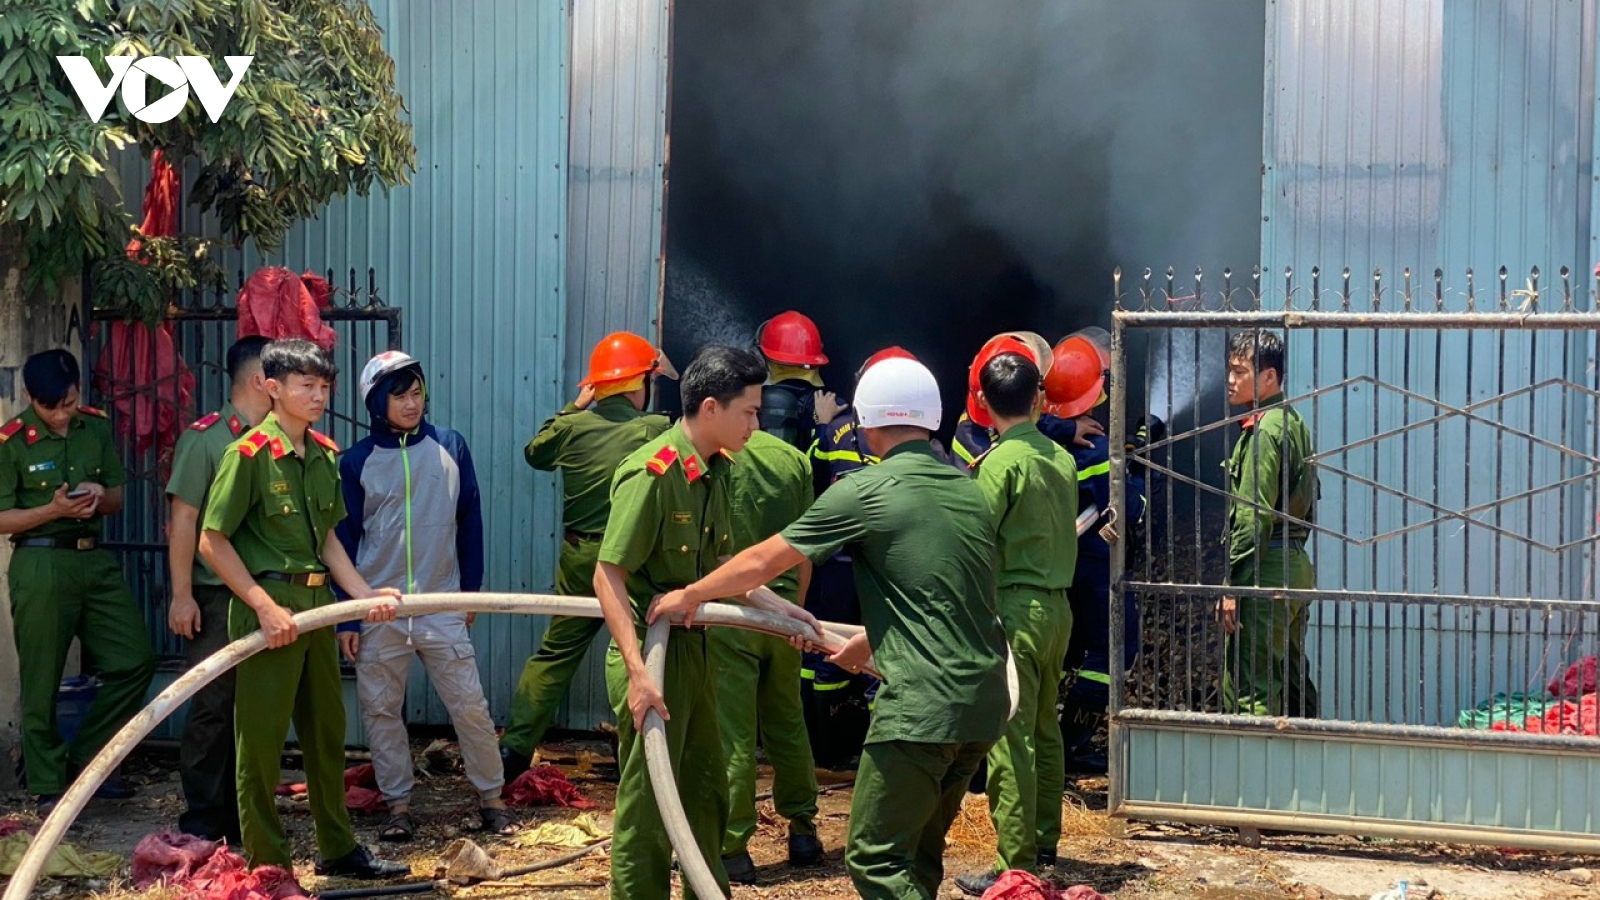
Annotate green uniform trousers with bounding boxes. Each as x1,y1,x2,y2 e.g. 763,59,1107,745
710,628,818,856
7,547,155,796
847,739,992,900
178,584,242,843
1222,547,1320,718
230,583,357,868
502,537,604,757
605,632,730,900
985,588,1073,872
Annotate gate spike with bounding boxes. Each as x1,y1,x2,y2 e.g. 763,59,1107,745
1310,266,1322,311
1559,265,1572,311
1528,266,1541,311
1252,264,1263,312
1283,266,1294,312
1433,268,1444,311
1402,267,1413,310
1465,268,1475,311
1498,266,1509,311
1372,268,1383,312
1165,266,1175,303
1341,267,1352,311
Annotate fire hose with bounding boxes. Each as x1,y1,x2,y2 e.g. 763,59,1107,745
0,593,921,900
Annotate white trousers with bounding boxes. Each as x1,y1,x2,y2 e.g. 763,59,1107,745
355,612,504,805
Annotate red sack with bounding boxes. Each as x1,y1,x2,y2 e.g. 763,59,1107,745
275,765,386,812
504,765,595,809
1547,656,1599,698
344,763,377,788
979,871,1109,900
236,267,338,352
131,831,220,889
187,848,306,900
0,817,33,838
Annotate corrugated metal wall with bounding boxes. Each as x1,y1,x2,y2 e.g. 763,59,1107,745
1258,0,1600,725
117,0,572,732
552,0,674,731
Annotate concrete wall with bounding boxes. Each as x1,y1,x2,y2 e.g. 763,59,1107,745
0,244,83,790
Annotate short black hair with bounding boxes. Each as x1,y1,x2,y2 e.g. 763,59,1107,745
23,349,80,406
1228,330,1287,382
979,353,1041,419
384,365,423,396
226,336,271,385
261,339,339,382
681,346,766,416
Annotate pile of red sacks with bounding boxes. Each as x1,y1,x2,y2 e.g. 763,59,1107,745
980,871,1109,900
503,765,595,808
273,763,384,813
131,832,304,900
1491,657,1600,736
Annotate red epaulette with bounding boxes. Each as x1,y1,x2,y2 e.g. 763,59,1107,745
0,419,21,444
77,405,108,418
645,445,679,476
682,453,704,483
190,412,222,432
309,429,340,454
236,432,271,458
1241,412,1263,430
227,414,244,435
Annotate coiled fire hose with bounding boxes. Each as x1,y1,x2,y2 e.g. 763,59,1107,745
0,593,920,900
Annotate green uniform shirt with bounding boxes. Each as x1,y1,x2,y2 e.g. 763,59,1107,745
1227,394,1317,573
201,413,346,576
729,430,813,601
973,421,1080,591
781,440,1009,745
0,406,125,540
597,422,736,625
166,403,250,587
526,395,671,535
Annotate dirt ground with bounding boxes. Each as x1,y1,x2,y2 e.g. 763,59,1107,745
2,740,1595,900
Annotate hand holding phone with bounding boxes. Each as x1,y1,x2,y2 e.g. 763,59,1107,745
66,488,92,500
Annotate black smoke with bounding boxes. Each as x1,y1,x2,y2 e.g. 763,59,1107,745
661,0,1265,423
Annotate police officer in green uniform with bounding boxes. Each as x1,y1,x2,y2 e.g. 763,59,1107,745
955,347,1079,896
594,345,766,900
714,428,822,884
0,349,155,810
165,335,272,843
501,332,672,778
197,340,406,879
654,356,1010,900
1217,330,1319,718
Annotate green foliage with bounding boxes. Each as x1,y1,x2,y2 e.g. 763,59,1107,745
0,0,416,320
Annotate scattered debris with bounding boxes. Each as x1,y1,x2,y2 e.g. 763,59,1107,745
1555,867,1594,886
504,766,595,809
511,813,609,849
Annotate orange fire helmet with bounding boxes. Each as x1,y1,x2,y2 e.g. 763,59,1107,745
965,334,1042,429
1042,334,1107,418
581,332,674,387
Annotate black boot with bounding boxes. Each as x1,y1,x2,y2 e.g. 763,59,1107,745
1059,694,1109,775
500,745,532,783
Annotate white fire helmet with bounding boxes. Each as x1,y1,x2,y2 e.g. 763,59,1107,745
359,350,422,403
854,357,942,431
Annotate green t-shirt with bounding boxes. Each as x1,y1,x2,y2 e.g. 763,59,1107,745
0,405,125,540
165,403,250,587
973,421,1079,592
525,395,671,535
729,430,813,601
781,440,1009,745
200,412,346,577
596,422,736,626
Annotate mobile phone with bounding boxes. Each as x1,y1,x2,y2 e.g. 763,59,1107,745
66,488,91,500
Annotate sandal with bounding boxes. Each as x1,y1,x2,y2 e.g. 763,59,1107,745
379,811,414,842
478,806,515,835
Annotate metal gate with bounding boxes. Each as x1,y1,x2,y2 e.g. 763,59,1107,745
85,270,401,666
1108,265,1600,851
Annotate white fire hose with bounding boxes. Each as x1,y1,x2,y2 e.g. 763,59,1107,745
0,593,908,900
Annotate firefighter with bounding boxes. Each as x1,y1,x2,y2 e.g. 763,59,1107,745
596,345,767,900
0,349,155,811
954,339,1079,896
799,346,917,768
715,428,822,883
755,310,840,453
1217,329,1318,718
165,335,272,843
951,332,1103,471
197,339,405,878
651,356,1010,900
500,333,674,778
1047,329,1148,774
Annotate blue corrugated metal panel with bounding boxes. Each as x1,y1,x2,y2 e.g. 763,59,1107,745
118,1,571,730
1256,0,1600,725
1127,727,1600,834
550,0,673,732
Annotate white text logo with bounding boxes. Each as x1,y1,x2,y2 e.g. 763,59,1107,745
57,56,253,124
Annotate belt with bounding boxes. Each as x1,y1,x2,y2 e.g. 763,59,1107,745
259,570,329,588
12,536,97,551
564,530,602,546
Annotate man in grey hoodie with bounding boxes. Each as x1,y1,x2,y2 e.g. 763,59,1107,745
336,351,508,840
